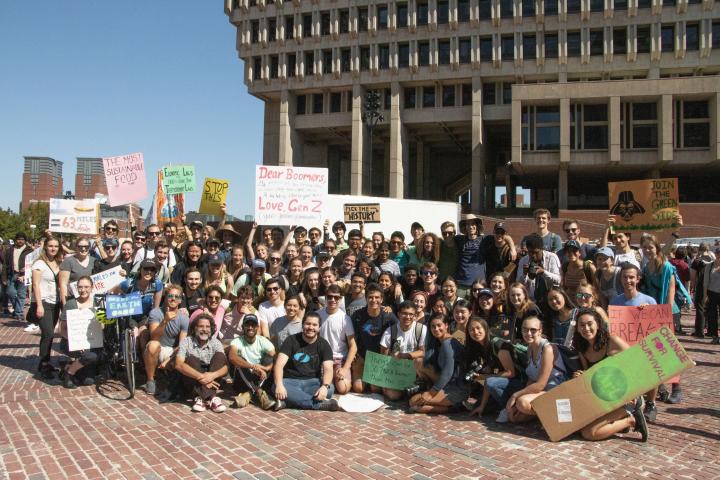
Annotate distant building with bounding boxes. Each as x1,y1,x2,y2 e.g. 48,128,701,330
100,204,144,238
22,157,63,211
75,157,108,200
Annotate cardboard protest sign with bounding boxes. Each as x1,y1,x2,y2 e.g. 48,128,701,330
156,169,185,225
105,292,143,319
69,266,124,298
23,249,40,287
162,165,196,195
103,152,148,206
199,177,229,216
532,328,693,441
49,198,99,234
608,178,679,231
255,166,328,225
66,309,104,352
362,351,416,390
344,203,381,223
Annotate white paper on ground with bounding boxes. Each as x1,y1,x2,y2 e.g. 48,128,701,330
336,393,387,413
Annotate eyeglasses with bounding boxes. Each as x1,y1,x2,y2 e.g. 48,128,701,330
148,231,161,237
564,228,578,233
522,327,540,335
421,270,436,276
135,237,146,242
266,287,280,292
575,293,593,300
166,294,182,300
442,230,455,236
269,257,282,262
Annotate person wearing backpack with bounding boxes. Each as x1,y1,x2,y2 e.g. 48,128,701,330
379,301,427,400
691,243,714,337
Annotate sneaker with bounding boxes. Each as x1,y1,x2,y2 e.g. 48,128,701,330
157,390,173,403
668,386,683,404
317,398,339,411
82,377,95,386
405,381,425,397
256,389,276,411
191,397,207,412
461,400,476,412
273,399,286,411
711,337,720,345
233,391,252,408
495,409,509,423
144,380,156,395
657,384,670,403
644,401,658,424
208,396,226,413
61,373,78,390
632,397,648,442
23,324,39,333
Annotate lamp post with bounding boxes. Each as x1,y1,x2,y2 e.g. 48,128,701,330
361,90,384,193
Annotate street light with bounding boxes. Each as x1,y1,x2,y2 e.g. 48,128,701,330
361,90,384,192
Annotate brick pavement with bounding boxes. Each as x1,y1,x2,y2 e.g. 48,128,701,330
0,314,717,480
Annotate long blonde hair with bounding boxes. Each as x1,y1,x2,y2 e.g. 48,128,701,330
641,235,666,272
204,262,229,290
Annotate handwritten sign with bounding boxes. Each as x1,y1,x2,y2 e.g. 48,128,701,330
255,166,328,225
199,177,229,216
162,165,196,195
102,152,148,206
344,203,381,223
608,304,674,343
69,266,124,298
67,309,104,351
362,351,416,390
105,292,143,319
49,198,99,234
608,178,679,231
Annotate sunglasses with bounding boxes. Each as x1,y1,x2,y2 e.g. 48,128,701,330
105,245,117,250
564,228,578,233
421,270,436,276
135,237,146,242
442,230,455,236
77,245,90,250
326,295,342,300
266,287,280,292
269,257,282,262
522,327,540,334
575,293,593,300
105,227,118,232
207,296,222,301
166,294,182,300
148,232,161,237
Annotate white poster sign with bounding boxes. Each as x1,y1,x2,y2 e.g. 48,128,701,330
254,166,328,225
49,198,99,234
66,309,104,352
69,265,124,298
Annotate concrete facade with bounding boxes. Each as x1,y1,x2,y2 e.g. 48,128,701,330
21,157,63,211
225,0,720,212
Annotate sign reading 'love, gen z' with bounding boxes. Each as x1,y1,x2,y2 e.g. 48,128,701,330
254,166,328,226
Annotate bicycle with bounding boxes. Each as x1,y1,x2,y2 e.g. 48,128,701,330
95,295,139,399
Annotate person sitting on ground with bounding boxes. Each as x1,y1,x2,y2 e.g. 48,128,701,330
545,286,578,346
318,284,357,394
379,301,426,400
174,313,228,413
228,314,276,410
272,312,338,411
573,281,609,325
256,276,286,338
571,308,648,442
270,295,304,349
449,298,472,345
506,282,543,342
592,247,622,309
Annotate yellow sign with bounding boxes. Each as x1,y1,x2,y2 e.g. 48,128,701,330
199,177,229,216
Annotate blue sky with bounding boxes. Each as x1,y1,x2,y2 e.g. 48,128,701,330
0,1,262,217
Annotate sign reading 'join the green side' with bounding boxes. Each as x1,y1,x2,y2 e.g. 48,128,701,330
362,351,417,390
162,165,196,195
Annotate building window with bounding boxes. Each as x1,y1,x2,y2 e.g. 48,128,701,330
285,16,294,40
545,33,558,58
522,0,536,17
637,0,650,7
423,86,435,107
590,0,604,12
296,95,306,115
323,50,332,74
287,53,296,77
442,85,456,107
459,38,472,64
713,22,720,49
321,13,331,36
270,55,279,78
417,2,429,25
379,44,390,69
438,1,449,24
615,0,628,9
523,34,537,59
268,19,276,42
313,94,323,114
341,49,351,72
686,24,699,51
621,102,658,149
359,8,369,32
419,41,430,66
438,40,451,65
303,14,312,38
378,5,389,30
404,87,416,108
253,57,261,80
462,84,472,105
483,83,496,105
398,3,408,27
399,43,410,68
545,0,558,15
567,0,581,13
304,52,314,75
589,29,604,56
637,26,651,53
458,0,470,21
340,10,350,34
502,82,512,104
571,103,608,150
479,0,492,18
567,31,581,57
661,25,674,53
347,91,353,112
614,28,627,55
83,175,92,186
501,0,514,18
522,105,561,151
480,37,493,61
501,35,514,60
676,100,710,148
360,47,370,70
330,92,342,113
251,21,259,43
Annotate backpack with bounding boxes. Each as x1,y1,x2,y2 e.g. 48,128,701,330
552,343,582,377
671,265,693,309
491,337,529,371
389,322,424,351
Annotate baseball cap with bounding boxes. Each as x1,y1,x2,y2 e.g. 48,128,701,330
596,246,615,259
242,314,259,326
206,253,223,265
139,259,157,271
206,238,221,246
411,222,424,230
317,251,331,260
477,288,494,297
102,238,119,248
565,240,581,250
493,222,506,234
252,259,266,270
189,220,204,229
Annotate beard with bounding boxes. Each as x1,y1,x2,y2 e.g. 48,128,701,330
197,332,210,341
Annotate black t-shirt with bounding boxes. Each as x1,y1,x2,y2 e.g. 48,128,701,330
280,333,333,379
351,307,398,358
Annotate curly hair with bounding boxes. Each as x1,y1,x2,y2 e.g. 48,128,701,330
189,313,216,338
572,308,609,353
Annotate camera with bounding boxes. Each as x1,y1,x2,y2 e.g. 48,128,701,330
464,360,484,382
527,262,539,279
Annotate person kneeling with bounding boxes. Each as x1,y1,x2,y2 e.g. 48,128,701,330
379,301,426,400
272,312,338,411
174,314,228,413
228,314,277,410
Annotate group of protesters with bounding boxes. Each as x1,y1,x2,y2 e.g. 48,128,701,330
10,203,717,441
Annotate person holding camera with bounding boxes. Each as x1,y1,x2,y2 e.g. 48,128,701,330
516,234,561,309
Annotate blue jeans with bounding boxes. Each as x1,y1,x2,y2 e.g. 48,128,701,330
485,376,525,408
275,377,334,410
6,273,27,319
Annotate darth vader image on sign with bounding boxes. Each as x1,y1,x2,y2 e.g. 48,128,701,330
609,191,646,222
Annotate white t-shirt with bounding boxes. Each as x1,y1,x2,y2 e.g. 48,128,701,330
256,301,286,330
318,308,354,360
614,250,641,269
32,260,58,304
380,322,427,354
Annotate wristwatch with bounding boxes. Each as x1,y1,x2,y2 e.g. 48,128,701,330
322,384,331,389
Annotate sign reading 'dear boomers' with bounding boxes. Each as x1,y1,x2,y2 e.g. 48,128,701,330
102,152,148,206
255,166,328,225
608,178,679,231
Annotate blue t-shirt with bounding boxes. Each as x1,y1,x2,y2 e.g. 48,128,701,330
609,292,658,307
119,278,163,319
454,235,488,287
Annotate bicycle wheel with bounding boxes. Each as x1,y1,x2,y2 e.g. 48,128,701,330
123,327,136,398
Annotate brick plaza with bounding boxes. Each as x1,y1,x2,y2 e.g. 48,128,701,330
0,313,717,480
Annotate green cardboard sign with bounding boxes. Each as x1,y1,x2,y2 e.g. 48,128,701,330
162,165,196,194
362,351,416,390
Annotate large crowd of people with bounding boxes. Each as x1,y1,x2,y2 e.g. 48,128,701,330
5,205,715,442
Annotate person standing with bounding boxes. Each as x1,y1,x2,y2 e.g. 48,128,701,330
4,233,33,325
32,237,63,379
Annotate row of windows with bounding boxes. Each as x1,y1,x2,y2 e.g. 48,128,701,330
522,99,709,151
